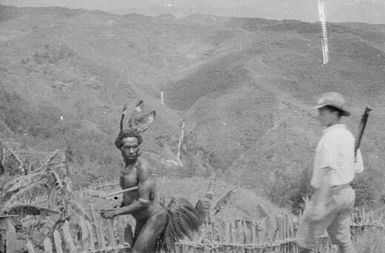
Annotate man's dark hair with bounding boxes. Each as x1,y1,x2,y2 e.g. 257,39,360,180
322,105,344,118
115,129,143,149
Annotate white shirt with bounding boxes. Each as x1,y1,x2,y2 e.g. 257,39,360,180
310,124,364,188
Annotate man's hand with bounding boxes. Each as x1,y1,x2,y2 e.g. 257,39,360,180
306,202,327,222
100,209,118,219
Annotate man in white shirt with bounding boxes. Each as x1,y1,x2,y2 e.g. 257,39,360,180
296,92,364,253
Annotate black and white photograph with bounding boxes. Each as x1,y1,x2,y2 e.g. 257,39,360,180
0,0,384,252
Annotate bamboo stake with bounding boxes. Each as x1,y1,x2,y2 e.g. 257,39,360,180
231,221,237,244
283,214,287,253
62,220,76,253
203,174,216,224
53,230,64,253
116,217,125,245
250,220,256,244
26,240,35,253
244,220,249,244
106,219,116,247
229,221,234,243
89,204,105,249
44,237,53,253
242,220,248,244
273,216,280,242
261,218,267,242
224,221,230,243
235,220,241,243
80,217,89,249
86,221,96,251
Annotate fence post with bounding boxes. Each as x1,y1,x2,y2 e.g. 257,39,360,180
116,217,125,244
203,174,216,224
79,217,89,250
86,221,96,251
106,219,116,247
243,220,249,244
231,220,237,243
250,220,256,244
274,216,281,242
224,221,230,243
259,218,266,242
44,237,53,253
53,229,64,253
235,220,241,244
26,240,35,253
62,220,77,253
89,204,106,250
284,214,289,253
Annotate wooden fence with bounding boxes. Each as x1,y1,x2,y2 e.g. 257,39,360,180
26,206,384,253
26,205,133,253
175,210,384,253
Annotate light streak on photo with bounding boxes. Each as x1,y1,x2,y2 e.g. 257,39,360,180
318,0,329,64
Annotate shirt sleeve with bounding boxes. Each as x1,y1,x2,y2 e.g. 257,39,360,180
317,138,339,172
354,149,364,173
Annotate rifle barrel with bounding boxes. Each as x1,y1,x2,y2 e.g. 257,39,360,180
355,106,372,155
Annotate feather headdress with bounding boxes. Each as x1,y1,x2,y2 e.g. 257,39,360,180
116,100,156,149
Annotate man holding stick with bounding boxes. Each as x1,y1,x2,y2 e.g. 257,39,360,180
296,92,365,253
100,129,168,252
100,103,201,253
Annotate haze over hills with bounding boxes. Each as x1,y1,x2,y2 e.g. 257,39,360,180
1,4,385,208
328,1,385,24
3,0,385,24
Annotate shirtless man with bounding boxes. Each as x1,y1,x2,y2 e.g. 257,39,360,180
100,129,167,253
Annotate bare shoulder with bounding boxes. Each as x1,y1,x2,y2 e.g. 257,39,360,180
137,158,153,181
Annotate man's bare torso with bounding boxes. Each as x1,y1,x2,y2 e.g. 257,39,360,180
119,159,159,219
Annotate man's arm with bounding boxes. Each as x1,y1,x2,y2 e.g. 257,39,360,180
306,167,332,221
308,137,336,221
314,167,332,206
101,165,153,218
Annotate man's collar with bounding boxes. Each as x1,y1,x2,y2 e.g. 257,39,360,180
323,123,346,134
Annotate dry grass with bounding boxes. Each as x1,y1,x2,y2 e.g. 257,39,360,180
353,228,385,253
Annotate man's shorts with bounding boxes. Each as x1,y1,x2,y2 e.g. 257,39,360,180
296,184,355,249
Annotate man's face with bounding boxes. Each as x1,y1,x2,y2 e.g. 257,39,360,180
120,137,139,160
317,107,337,127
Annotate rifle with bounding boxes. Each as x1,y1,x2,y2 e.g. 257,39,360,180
355,106,372,160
